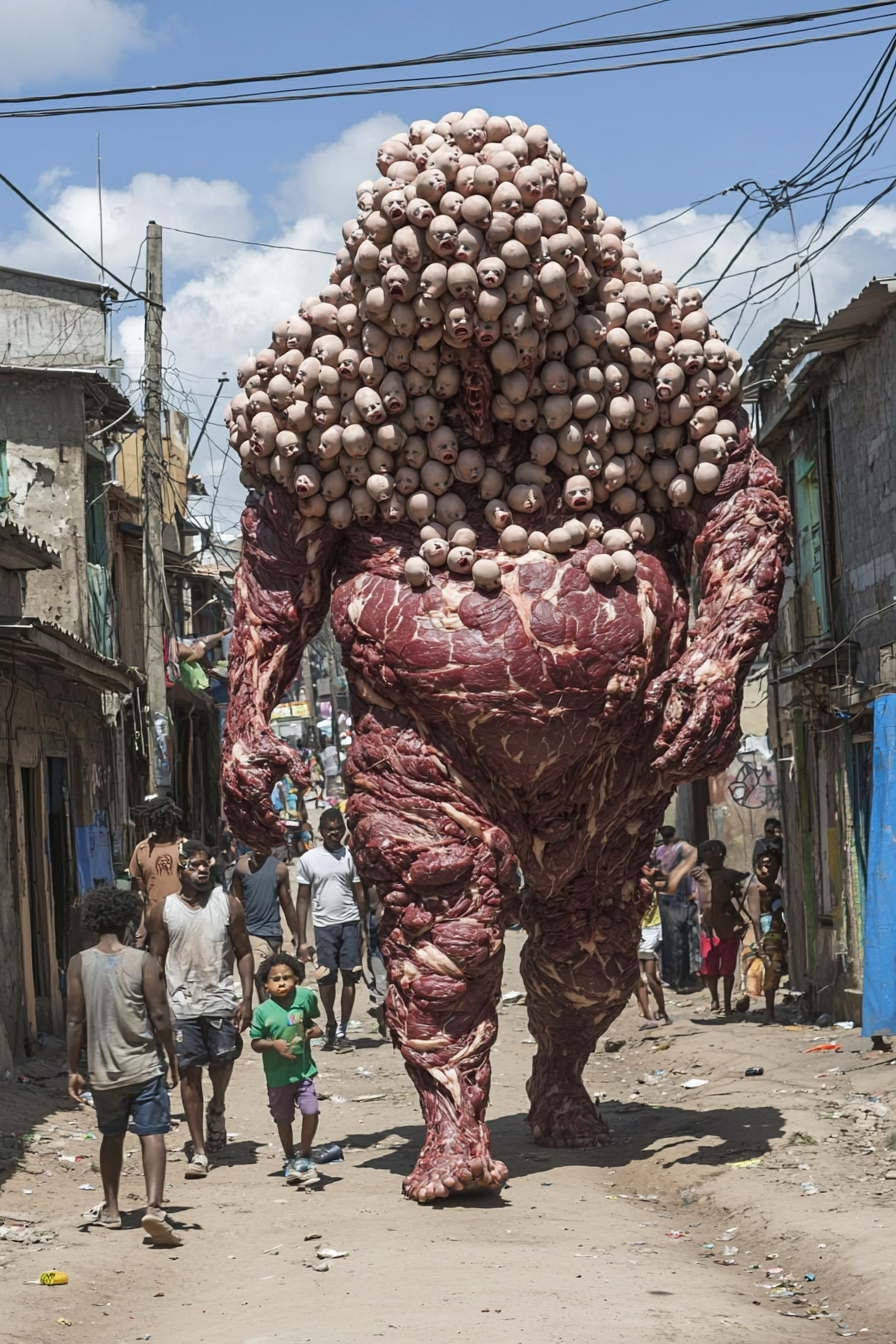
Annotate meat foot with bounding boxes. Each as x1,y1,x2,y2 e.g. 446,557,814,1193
403,1143,508,1203
527,1074,611,1148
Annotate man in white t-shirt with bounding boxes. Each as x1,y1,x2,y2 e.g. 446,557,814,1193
319,738,340,798
296,809,367,1051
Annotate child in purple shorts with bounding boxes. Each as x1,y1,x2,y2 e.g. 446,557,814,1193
250,953,322,1187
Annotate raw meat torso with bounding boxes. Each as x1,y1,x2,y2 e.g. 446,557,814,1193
332,532,688,899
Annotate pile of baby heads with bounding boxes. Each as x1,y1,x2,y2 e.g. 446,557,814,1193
224,108,743,592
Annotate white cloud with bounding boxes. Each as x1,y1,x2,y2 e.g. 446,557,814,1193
625,201,896,356
36,167,73,195
1,0,153,93
272,113,406,224
119,115,408,528
0,172,256,282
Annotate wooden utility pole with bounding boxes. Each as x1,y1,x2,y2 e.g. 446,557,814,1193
324,623,343,776
142,221,171,790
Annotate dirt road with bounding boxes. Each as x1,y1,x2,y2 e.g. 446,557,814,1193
2,930,894,1344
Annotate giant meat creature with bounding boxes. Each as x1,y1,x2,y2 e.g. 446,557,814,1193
222,109,790,1202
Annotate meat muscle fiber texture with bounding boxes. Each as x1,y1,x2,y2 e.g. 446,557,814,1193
222,108,790,1203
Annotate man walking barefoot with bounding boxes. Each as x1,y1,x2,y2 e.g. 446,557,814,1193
149,840,253,1178
66,885,182,1246
296,809,367,1052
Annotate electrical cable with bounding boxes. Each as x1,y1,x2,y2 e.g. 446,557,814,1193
137,10,896,109
1,12,894,117
0,1,890,107
467,0,673,51
682,33,896,304
161,226,335,256
0,170,157,305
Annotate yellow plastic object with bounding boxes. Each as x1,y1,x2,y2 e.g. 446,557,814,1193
40,1272,68,1285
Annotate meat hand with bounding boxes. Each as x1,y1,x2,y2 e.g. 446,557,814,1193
645,645,739,779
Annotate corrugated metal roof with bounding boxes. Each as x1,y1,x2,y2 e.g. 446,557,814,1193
0,616,141,692
799,277,896,355
0,519,61,570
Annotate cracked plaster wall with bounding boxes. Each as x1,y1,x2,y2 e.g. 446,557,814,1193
0,372,90,642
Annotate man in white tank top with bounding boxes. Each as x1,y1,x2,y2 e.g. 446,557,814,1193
148,840,253,1179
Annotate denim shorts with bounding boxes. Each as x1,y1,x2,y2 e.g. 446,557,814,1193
173,1016,243,1070
94,1071,170,1137
314,922,361,986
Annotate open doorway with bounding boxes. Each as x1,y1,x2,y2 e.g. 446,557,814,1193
46,757,79,973
19,766,54,1034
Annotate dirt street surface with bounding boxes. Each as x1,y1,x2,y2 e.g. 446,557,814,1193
2,930,894,1344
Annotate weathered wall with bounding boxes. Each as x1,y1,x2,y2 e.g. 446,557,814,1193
827,307,896,686
0,660,115,1054
0,372,90,641
0,266,106,368
707,667,778,875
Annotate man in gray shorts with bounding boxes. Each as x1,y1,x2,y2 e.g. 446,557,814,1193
296,809,367,1052
148,840,254,1178
66,884,182,1246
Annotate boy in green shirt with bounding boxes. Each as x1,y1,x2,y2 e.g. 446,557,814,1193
250,953,322,1187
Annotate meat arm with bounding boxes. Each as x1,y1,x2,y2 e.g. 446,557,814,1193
645,423,791,781
222,485,340,849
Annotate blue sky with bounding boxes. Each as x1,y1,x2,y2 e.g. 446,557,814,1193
2,0,896,529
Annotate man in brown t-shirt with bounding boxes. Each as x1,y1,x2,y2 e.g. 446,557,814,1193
129,797,186,944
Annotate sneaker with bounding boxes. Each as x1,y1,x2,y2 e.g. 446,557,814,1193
295,1157,320,1187
321,1022,337,1051
334,1028,353,1053
285,1156,301,1185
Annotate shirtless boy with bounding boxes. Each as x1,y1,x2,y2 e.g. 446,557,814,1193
740,850,787,1024
692,840,748,1014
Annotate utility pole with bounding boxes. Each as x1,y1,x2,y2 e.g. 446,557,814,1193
142,221,171,790
301,647,317,745
323,622,343,776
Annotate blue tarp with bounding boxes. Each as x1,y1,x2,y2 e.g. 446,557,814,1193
862,694,896,1035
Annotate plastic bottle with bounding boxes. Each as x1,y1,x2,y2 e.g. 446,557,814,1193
312,1143,344,1164
39,1273,68,1286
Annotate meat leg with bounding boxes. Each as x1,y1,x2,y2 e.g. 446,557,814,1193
520,868,644,1147
346,704,519,1202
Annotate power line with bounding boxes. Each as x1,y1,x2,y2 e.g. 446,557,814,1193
662,31,896,341
470,0,672,51
1,6,893,117
161,226,336,256
131,10,896,110
0,169,157,304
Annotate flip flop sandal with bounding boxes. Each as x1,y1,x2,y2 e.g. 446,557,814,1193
80,1201,122,1229
184,1153,210,1179
141,1210,184,1247
205,1103,227,1154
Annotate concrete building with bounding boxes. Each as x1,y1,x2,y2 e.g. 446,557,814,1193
0,265,231,1061
749,280,896,1021
0,266,142,1058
